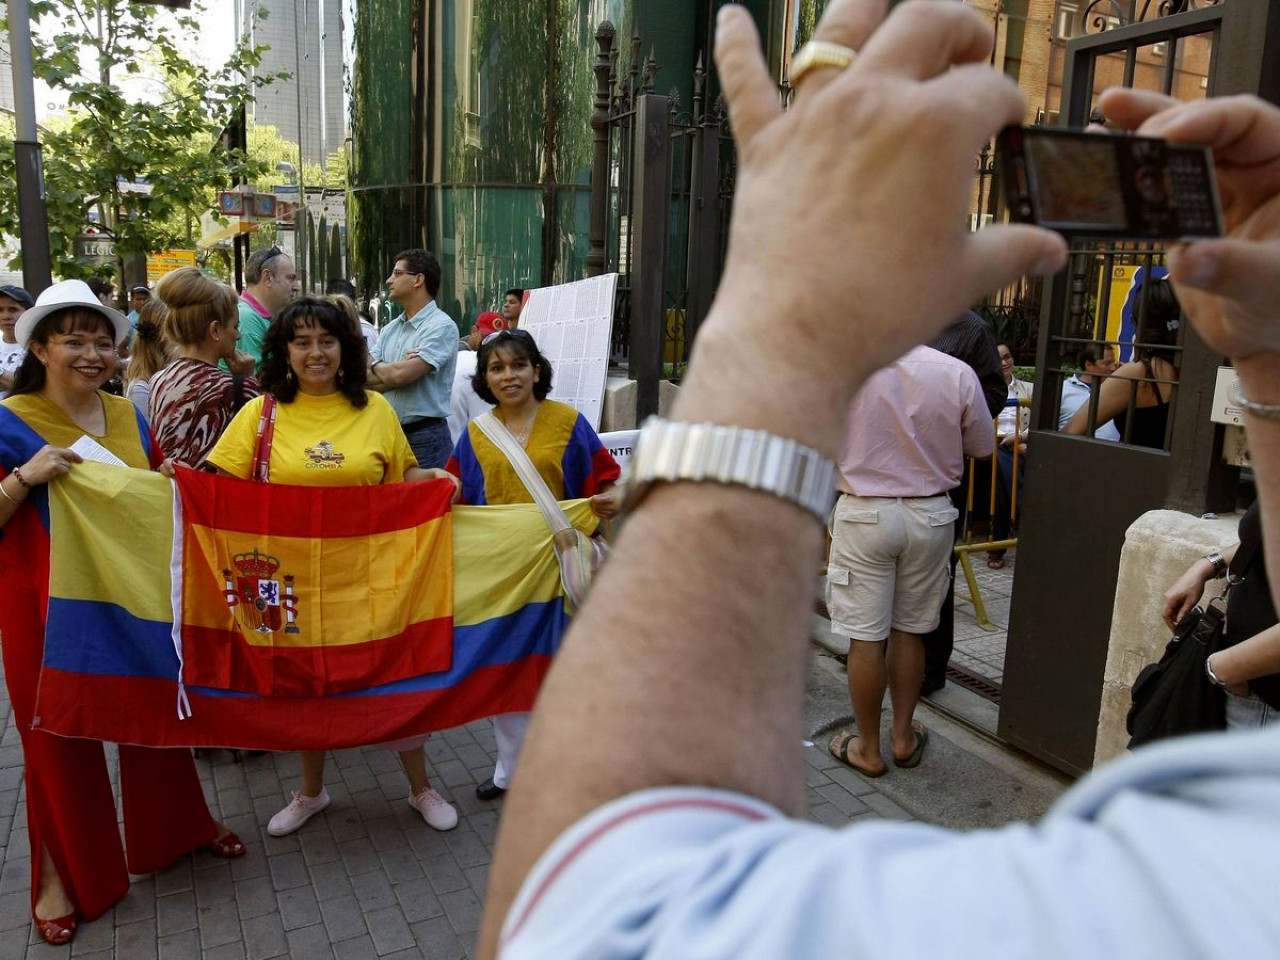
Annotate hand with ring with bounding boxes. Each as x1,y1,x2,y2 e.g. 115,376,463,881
19,445,84,486
679,0,1067,456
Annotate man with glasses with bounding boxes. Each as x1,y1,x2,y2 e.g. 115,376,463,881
367,249,458,468
237,246,298,372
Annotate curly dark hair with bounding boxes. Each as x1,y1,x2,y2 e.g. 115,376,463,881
259,297,369,407
471,329,553,405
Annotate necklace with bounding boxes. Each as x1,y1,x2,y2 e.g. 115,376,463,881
501,406,538,448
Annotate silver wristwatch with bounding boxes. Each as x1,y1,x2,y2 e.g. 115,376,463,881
622,417,838,524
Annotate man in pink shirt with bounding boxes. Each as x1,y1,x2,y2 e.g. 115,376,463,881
828,345,993,777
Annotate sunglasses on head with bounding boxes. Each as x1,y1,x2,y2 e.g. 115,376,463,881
482,328,534,346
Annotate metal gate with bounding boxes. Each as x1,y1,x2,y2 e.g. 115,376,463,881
998,0,1280,775
585,22,738,421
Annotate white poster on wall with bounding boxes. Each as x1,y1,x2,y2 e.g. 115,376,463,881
519,273,619,429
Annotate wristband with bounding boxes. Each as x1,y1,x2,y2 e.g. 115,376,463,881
1229,379,1280,422
1204,653,1230,689
11,466,30,489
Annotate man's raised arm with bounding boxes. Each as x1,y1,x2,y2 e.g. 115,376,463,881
476,1,1067,955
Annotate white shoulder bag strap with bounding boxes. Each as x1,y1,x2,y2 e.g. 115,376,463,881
473,411,575,537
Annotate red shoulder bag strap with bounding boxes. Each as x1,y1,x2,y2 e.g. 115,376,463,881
249,394,277,483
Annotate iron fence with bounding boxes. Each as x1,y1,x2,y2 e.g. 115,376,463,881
586,22,1045,417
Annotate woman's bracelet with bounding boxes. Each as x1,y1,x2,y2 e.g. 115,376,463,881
11,467,30,488
0,477,22,505
1229,379,1280,422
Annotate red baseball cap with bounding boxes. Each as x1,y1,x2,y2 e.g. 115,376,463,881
475,311,505,337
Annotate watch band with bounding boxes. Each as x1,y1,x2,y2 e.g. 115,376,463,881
622,417,838,524
1203,551,1228,580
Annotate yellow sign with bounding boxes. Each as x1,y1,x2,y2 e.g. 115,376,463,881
146,250,197,284
1095,264,1141,346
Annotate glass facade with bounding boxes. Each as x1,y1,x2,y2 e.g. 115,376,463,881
349,0,642,329
347,0,785,330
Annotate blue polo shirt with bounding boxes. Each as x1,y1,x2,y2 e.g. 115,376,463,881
374,300,458,422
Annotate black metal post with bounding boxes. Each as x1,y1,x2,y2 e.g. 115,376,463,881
629,94,671,421
685,56,720,347
7,0,53,295
587,21,616,278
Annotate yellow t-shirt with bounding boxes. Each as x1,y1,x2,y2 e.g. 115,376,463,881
207,390,416,486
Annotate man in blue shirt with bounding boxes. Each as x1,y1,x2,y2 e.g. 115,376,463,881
367,248,458,468
1059,342,1121,440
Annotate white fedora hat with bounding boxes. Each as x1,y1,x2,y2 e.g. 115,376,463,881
15,279,131,349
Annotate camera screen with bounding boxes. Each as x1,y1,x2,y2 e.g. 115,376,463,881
1024,136,1126,228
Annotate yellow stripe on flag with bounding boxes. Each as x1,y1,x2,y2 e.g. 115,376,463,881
183,513,453,647
49,464,174,623
452,500,599,626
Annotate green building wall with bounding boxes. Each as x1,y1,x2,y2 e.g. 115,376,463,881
347,0,778,330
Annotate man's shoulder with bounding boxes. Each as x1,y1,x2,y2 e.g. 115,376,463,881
420,303,456,332
900,345,975,377
237,298,267,323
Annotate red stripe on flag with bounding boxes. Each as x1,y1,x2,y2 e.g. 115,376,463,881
34,657,552,751
175,465,454,538
182,617,455,698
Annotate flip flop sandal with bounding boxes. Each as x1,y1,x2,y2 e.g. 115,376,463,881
828,731,887,778
893,723,929,768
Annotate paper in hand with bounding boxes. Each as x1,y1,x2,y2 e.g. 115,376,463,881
69,435,128,468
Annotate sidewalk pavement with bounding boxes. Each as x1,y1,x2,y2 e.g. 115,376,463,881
0,642,1066,959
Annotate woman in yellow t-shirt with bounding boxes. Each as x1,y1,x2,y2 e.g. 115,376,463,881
207,296,462,838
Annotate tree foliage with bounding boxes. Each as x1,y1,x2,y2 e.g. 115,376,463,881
0,0,286,277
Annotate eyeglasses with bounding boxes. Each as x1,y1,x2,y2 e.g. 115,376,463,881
388,268,421,278
482,328,533,346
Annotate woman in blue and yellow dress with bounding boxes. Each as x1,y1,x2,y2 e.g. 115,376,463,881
0,281,242,946
446,328,621,800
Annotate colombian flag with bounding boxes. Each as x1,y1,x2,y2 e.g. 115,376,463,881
36,463,597,750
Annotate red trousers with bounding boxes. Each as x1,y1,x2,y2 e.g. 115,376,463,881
2,553,216,920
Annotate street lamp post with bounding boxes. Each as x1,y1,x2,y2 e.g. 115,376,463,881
6,0,53,295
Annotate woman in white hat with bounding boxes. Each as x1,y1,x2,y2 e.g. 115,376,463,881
0,280,243,946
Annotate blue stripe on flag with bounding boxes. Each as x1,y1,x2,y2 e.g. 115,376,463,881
44,597,179,678
51,596,569,696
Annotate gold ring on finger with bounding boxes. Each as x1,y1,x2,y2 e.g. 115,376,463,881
790,40,857,89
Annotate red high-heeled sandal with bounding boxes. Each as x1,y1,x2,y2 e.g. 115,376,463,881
208,829,245,859
33,911,77,945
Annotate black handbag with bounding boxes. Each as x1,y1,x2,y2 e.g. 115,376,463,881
1126,520,1262,749
1126,599,1226,748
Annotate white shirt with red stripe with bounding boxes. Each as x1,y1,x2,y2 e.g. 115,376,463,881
500,728,1280,959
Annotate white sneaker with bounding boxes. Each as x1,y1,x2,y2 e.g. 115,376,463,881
409,788,458,831
267,789,331,837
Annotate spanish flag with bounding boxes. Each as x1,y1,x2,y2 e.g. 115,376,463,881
176,466,454,698
36,463,597,750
